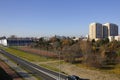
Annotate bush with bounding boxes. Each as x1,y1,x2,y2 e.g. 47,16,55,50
101,51,118,65
62,43,83,63
84,53,103,68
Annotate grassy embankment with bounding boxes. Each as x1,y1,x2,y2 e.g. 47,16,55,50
1,46,64,73
2,47,53,62
1,46,120,76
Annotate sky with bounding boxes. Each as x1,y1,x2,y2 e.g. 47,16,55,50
0,0,120,37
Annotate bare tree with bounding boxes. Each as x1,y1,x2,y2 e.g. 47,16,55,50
62,43,82,63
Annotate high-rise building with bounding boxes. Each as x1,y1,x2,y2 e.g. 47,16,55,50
89,22,118,41
102,25,108,38
103,23,118,36
89,23,103,40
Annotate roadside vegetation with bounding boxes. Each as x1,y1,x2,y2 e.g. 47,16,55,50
1,47,54,62
1,47,65,73
29,36,120,75
1,36,120,76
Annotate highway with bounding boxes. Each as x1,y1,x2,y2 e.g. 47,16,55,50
0,49,67,80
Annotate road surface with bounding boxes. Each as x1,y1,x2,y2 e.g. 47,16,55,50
0,49,67,80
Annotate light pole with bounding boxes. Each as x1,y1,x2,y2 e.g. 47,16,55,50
59,51,61,80
58,46,62,80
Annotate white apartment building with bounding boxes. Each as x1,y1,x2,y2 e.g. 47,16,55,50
89,23,103,41
103,23,118,36
89,22,118,41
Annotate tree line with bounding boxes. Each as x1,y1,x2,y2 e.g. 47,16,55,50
31,36,120,68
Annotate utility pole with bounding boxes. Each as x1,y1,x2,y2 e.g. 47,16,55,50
58,47,62,80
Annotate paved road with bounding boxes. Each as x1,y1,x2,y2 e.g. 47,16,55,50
0,53,37,80
0,49,67,80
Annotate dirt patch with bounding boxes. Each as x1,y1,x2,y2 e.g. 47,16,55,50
61,63,120,80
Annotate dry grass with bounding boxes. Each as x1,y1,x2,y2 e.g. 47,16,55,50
60,63,120,80
38,60,120,80
108,64,120,75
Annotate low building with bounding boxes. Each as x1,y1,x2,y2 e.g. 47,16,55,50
108,36,120,42
7,38,33,46
114,36,120,41
72,37,80,41
108,36,114,42
0,36,7,46
0,36,33,46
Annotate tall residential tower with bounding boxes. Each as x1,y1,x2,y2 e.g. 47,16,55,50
89,23,103,41
89,22,118,41
103,23,118,36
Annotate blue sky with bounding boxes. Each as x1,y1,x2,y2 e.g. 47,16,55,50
0,0,120,37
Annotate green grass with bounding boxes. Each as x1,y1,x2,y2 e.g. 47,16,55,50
20,66,42,80
40,61,67,74
0,46,66,74
1,46,54,62
40,64,60,72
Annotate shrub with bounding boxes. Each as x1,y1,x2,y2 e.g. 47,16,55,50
84,53,103,68
62,43,83,63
